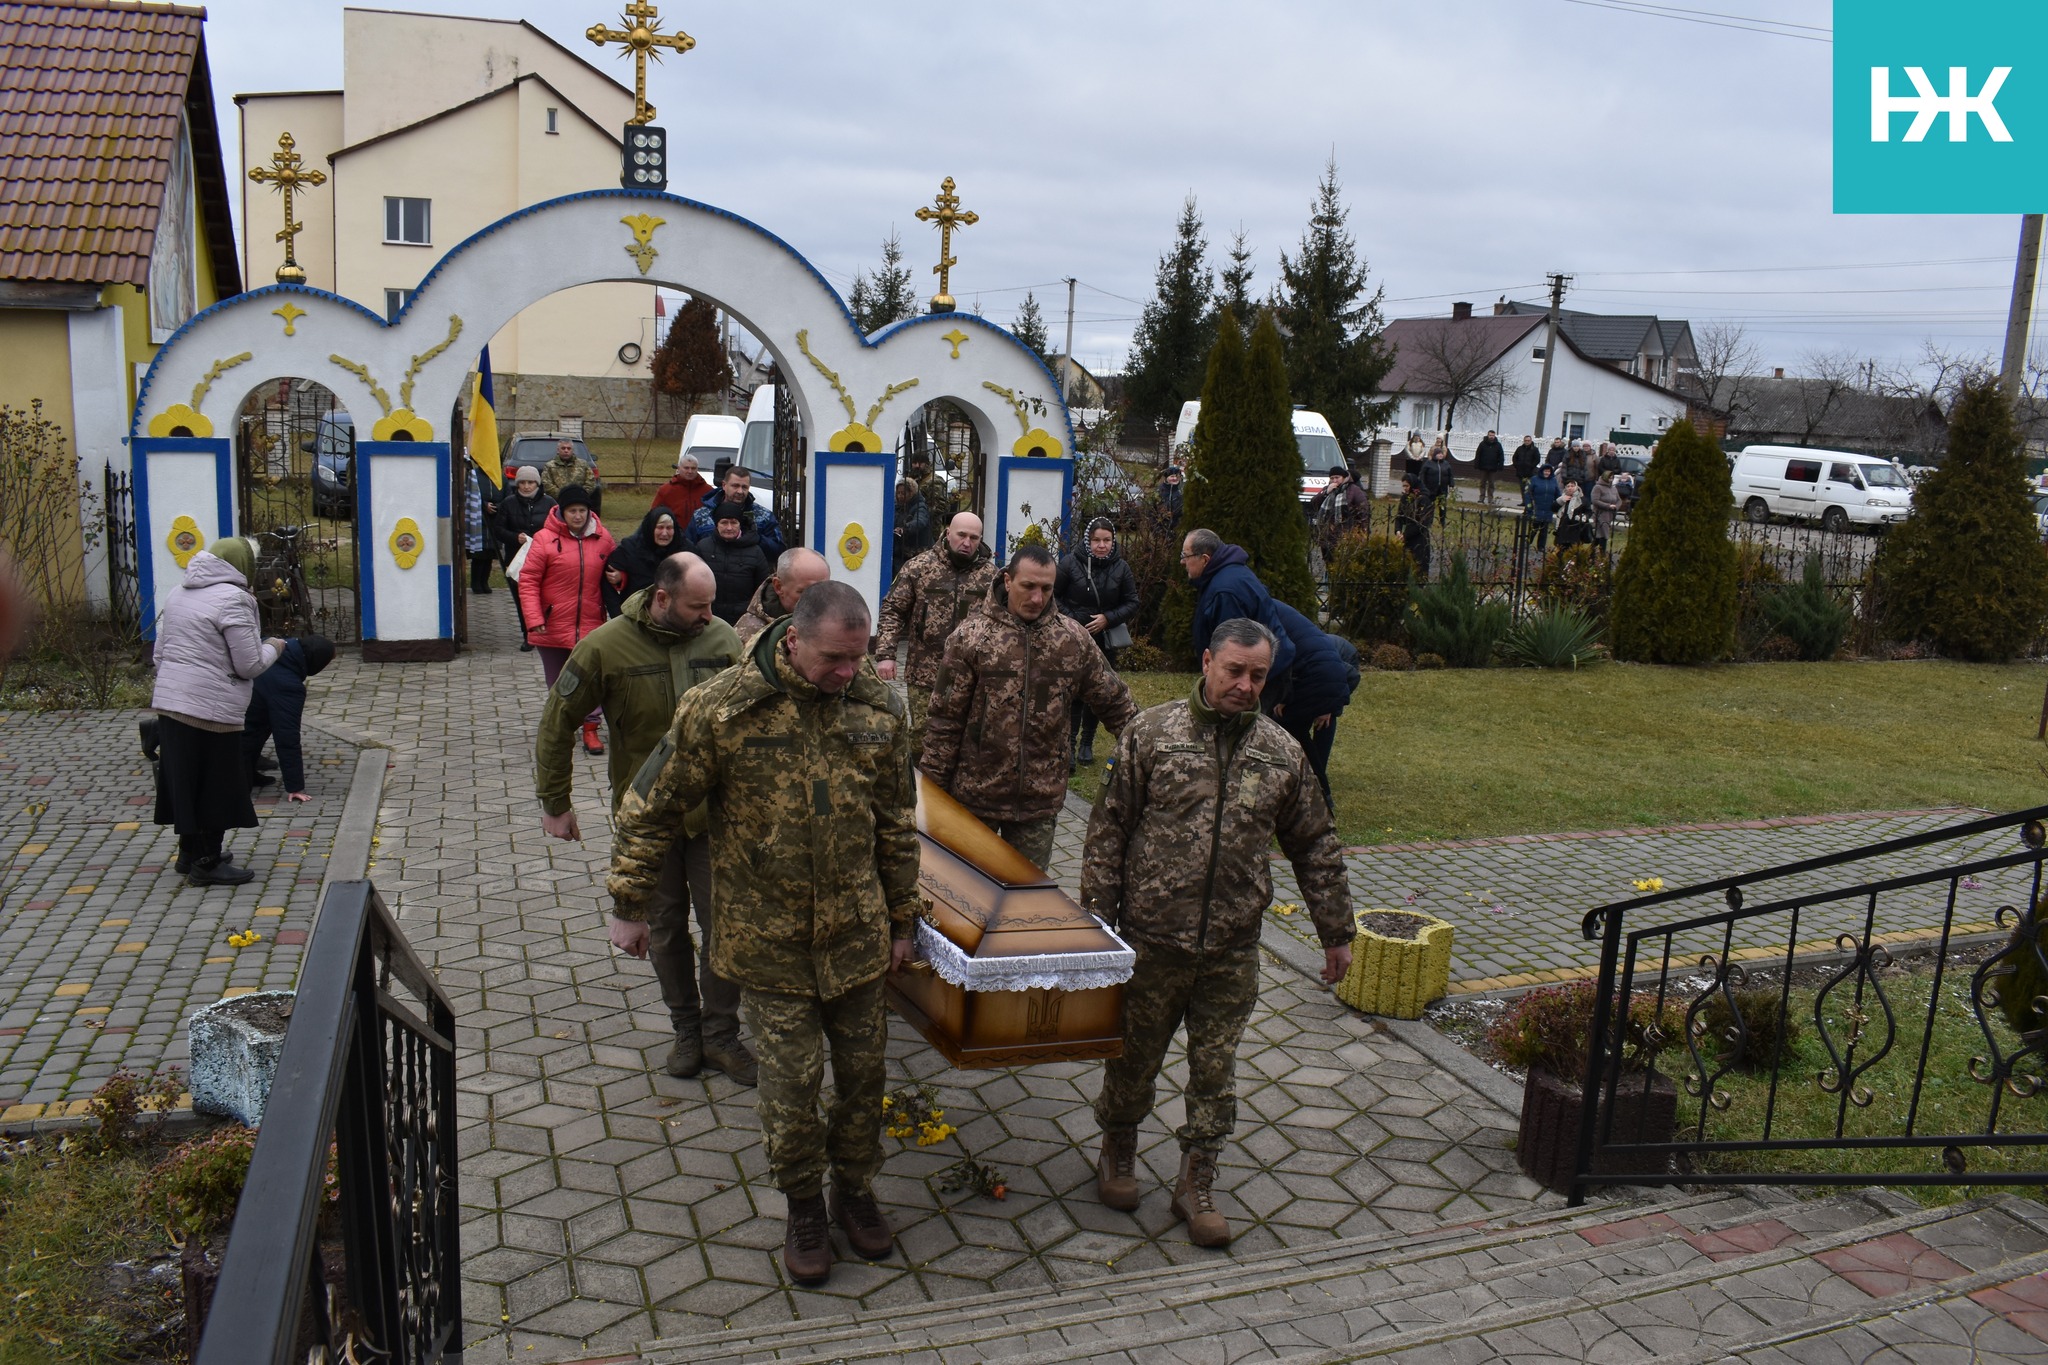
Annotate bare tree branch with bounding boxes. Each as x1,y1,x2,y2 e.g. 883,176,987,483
1401,321,1524,432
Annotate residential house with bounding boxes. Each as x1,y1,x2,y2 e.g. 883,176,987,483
1706,371,1948,463
0,0,243,607
237,8,658,433
1498,299,1697,389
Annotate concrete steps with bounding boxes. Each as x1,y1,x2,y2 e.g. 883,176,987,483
630,1188,2048,1365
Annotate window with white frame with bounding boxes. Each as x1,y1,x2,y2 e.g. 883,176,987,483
1562,411,1589,442
1618,414,1631,429
1655,414,1672,430
1409,401,1437,430
383,197,431,245
546,107,559,134
384,288,414,321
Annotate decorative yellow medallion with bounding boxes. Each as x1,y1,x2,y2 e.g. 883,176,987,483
837,523,869,572
147,405,213,438
272,302,307,336
941,328,968,359
1013,428,1060,458
828,423,884,454
621,213,665,276
166,516,205,568
388,517,425,570
372,409,434,442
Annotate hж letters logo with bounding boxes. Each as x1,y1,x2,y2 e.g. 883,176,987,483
1834,2,2046,214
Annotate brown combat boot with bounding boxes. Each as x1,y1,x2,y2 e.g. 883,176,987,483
701,1036,758,1087
1095,1129,1140,1211
781,1193,833,1285
828,1184,895,1260
1170,1148,1231,1247
664,1026,702,1079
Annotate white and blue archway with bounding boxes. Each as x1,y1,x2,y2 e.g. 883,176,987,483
131,189,1073,647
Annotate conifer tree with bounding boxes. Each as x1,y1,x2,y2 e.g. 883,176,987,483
848,231,917,333
1273,158,1395,453
1124,196,1215,434
1214,226,1255,327
1011,291,1052,365
650,294,732,422
1875,381,2048,660
1609,418,1739,663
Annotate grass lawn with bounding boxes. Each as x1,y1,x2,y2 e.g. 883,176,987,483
1070,661,2048,846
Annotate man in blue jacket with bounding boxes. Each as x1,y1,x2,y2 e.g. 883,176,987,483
1181,529,1295,687
686,464,786,559
1265,601,1354,814
243,635,335,801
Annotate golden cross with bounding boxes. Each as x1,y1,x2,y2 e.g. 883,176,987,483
914,176,979,312
587,1,695,126
247,131,326,285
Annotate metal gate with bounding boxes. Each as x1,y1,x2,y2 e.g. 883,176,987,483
234,379,361,643
103,463,141,631
773,379,805,546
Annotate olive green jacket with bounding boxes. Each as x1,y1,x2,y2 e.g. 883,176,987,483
607,619,920,999
535,588,741,816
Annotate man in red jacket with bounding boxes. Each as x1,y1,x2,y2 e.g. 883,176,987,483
516,484,617,754
651,452,712,524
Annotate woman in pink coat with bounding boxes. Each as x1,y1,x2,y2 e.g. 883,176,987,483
516,484,616,754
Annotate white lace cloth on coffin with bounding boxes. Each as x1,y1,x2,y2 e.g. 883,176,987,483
914,917,1136,993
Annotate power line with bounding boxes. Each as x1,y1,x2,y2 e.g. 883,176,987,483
1573,284,2009,297
1576,256,2004,278
1553,0,1829,42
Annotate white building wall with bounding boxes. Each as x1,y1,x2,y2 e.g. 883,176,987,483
236,91,344,292
1379,345,1688,454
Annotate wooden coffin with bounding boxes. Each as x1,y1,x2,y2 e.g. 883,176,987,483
887,775,1131,1068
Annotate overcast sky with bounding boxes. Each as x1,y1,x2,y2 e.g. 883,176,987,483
202,0,2026,381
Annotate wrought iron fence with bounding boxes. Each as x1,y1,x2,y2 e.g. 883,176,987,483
103,463,140,631
1569,805,2048,1204
194,881,460,1365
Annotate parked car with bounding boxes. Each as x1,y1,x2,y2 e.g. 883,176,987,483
739,386,776,472
1731,444,1913,532
1172,400,1345,502
503,433,603,512
303,412,355,520
679,413,744,473
2032,490,2048,538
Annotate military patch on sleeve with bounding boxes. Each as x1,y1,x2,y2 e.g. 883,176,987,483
554,663,582,696
1158,742,1205,755
630,735,674,800
842,731,890,747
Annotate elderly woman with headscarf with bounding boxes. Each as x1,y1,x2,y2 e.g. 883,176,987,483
1055,516,1140,766
149,537,284,886
602,505,681,617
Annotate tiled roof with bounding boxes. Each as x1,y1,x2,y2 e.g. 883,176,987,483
0,1,237,290
1379,314,1544,395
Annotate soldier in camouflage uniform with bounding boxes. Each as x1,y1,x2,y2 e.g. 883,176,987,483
1082,617,1354,1247
538,552,752,1082
919,543,1137,869
538,438,600,508
608,581,918,1287
873,512,994,753
733,547,829,644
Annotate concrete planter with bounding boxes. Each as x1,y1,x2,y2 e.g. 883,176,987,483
1516,1065,1678,1195
1332,909,1454,1019
187,991,296,1126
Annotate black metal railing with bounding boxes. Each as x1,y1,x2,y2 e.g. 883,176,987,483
195,881,461,1365
103,463,140,631
1570,805,2048,1205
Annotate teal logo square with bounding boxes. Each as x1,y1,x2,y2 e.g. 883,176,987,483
1834,0,2048,212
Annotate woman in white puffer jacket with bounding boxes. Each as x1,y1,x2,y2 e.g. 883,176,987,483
149,538,283,886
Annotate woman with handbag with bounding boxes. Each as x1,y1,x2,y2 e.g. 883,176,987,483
1056,516,1140,766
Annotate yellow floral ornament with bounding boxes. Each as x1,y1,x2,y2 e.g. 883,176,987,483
1012,427,1060,458
147,404,213,438
388,517,425,570
166,516,205,568
371,409,434,442
837,523,869,571
828,423,884,454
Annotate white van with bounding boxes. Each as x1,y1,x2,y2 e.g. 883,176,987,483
1172,400,1345,502
1731,445,1913,531
679,413,744,471
739,386,776,472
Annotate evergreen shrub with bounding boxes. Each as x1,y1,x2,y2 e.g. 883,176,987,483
1759,555,1852,661
1499,605,1602,669
1327,530,1412,643
1610,419,1739,663
1405,552,1508,667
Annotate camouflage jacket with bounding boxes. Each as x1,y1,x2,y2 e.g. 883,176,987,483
535,588,740,816
873,542,995,689
1082,691,1354,954
733,577,783,645
920,582,1138,824
607,619,920,999
539,453,597,500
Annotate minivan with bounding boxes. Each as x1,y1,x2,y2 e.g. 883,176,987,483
1172,400,1345,502
1731,445,1913,531
739,386,776,472
679,413,744,473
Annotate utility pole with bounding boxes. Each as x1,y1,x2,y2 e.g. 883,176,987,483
1061,277,1077,405
1531,272,1572,440
2001,214,2043,400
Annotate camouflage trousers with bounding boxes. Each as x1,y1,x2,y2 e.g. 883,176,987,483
742,977,888,1197
647,835,742,1045
1093,940,1262,1153
992,815,1059,872
905,683,930,764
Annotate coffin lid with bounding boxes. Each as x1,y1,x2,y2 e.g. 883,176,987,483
915,774,1120,958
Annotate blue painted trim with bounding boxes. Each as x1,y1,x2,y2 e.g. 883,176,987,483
353,440,452,641
810,450,899,586
869,311,1080,456
129,437,233,641
993,455,1075,562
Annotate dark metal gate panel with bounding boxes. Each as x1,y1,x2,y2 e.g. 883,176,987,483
773,380,805,546
102,463,140,631
235,379,361,643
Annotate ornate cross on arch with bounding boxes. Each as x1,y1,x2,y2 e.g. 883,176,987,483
587,0,696,125
914,176,978,314
248,131,326,285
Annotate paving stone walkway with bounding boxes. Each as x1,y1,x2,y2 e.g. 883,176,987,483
0,709,352,1116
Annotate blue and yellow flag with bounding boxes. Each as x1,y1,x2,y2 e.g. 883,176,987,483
469,346,502,488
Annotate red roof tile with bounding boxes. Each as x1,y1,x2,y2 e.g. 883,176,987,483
0,1,233,288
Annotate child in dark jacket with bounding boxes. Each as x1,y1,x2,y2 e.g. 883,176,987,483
243,636,335,801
